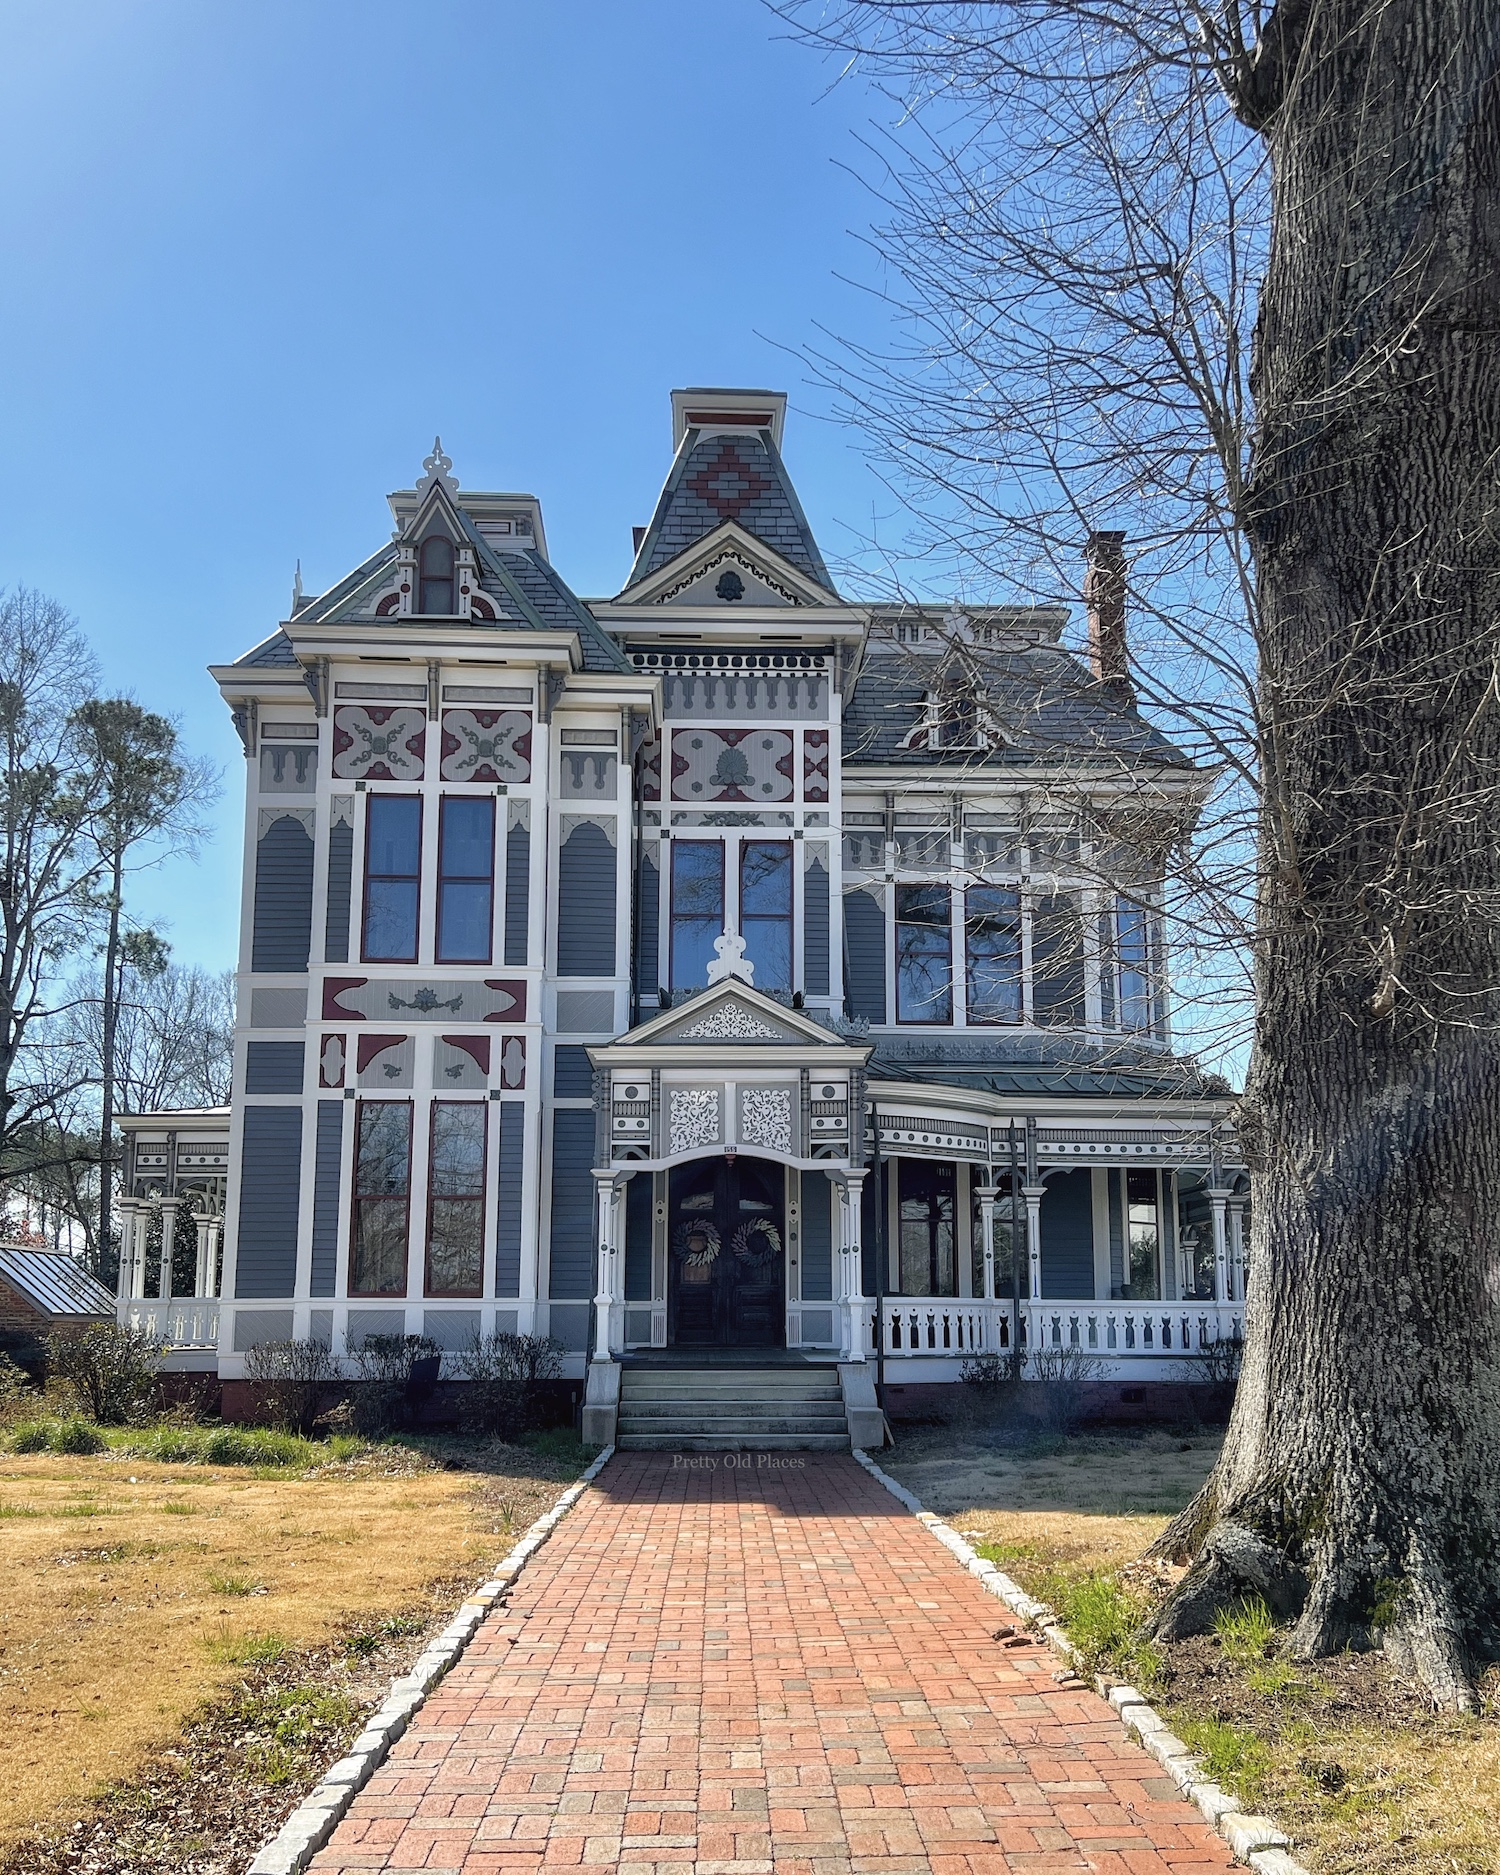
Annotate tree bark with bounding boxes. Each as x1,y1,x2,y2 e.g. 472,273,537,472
1152,0,1500,1708
97,848,124,1285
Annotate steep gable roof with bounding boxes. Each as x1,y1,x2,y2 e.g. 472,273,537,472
621,420,837,598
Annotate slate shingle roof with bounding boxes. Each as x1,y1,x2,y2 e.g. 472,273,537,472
235,631,300,669
844,644,1190,769
622,429,837,594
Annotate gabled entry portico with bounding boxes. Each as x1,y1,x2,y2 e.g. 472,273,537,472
580,982,875,1444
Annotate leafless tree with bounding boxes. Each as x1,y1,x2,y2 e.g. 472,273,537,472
779,0,1500,1707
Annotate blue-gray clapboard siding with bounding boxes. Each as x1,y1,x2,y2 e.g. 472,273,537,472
842,888,887,1024
800,1170,833,1301
556,822,616,976
310,1101,344,1296
1039,1169,1094,1297
625,1172,654,1301
244,1042,305,1095
634,846,660,999
1108,1168,1125,1295
324,820,354,964
548,1110,595,1298
804,859,830,997
504,824,530,966
252,816,314,973
552,1046,594,1099
495,1100,525,1295
235,1107,303,1298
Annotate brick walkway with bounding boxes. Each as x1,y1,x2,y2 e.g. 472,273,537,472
311,1452,1236,1875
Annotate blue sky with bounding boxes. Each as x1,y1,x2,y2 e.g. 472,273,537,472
0,0,901,971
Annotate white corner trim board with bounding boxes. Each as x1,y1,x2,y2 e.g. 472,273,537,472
246,1445,616,1875
848,1446,1310,1875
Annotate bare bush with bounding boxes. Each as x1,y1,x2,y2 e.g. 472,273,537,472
47,1321,159,1424
450,1332,564,1440
243,1338,340,1436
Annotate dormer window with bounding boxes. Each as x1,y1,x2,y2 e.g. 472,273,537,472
418,535,455,613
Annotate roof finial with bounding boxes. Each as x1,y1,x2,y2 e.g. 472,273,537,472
417,435,458,493
291,559,304,613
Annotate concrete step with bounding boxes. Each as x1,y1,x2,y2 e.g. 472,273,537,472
621,1386,843,1406
621,1372,841,1390
617,1432,851,1452
618,1415,848,1438
620,1397,846,1416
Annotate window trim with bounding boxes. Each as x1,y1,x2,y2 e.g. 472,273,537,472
894,882,954,1025
738,838,794,994
1116,895,1155,1033
424,1099,488,1299
669,839,726,991
418,534,456,615
963,884,1024,1026
348,1098,414,1298
435,794,496,965
361,793,423,965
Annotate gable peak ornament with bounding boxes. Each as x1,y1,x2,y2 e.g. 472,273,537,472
416,435,458,494
705,931,754,985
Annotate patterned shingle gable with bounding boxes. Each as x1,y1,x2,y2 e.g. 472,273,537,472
623,429,837,595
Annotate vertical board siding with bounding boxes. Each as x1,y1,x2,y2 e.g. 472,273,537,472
310,1101,344,1297
495,1100,525,1296
244,1042,305,1095
557,823,617,976
324,820,354,964
634,845,661,1000
504,824,530,967
251,817,314,973
1039,1168,1095,1298
548,1109,596,1297
800,1169,833,1301
624,1171,654,1300
804,859,830,996
235,1107,303,1298
842,888,887,1024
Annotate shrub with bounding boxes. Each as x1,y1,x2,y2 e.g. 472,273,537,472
9,1419,52,1452
350,1334,441,1435
244,1338,340,1435
1024,1341,1106,1430
120,1423,326,1469
47,1322,160,1425
0,1351,34,1422
450,1331,564,1439
50,1416,106,1454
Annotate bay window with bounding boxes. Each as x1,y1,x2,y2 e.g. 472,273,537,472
350,1101,412,1295
362,795,422,963
436,796,495,963
425,1102,487,1296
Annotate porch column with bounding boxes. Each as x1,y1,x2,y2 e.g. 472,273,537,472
592,1172,625,1359
115,1199,140,1313
975,1180,997,1302
157,1198,180,1302
193,1212,217,1297
129,1202,151,1301
1208,1186,1232,1303
1022,1181,1045,1301
837,1172,868,1361
1228,1198,1247,1302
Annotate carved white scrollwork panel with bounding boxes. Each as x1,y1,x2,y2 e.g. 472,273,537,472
668,1086,721,1156
740,1086,793,1154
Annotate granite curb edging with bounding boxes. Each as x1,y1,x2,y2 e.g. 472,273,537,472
849,1445,1311,1875
243,1444,617,1875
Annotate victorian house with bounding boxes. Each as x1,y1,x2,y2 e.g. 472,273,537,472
116,388,1246,1447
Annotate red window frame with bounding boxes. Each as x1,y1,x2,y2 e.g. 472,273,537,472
348,1099,414,1297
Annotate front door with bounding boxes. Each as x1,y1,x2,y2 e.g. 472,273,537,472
667,1155,785,1348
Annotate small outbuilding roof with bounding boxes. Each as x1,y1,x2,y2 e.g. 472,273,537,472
0,1247,114,1319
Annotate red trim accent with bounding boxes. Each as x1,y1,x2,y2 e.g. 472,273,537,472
356,1033,408,1074
684,411,774,429
481,979,526,1022
322,978,368,1020
348,1099,413,1297
441,1034,491,1074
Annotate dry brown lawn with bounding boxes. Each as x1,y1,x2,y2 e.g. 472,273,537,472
886,1424,1500,1875
0,1445,571,1850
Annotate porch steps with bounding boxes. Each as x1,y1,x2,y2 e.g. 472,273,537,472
616,1365,850,1451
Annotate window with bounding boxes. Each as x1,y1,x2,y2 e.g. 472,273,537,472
426,1102,487,1296
1126,1168,1161,1299
1117,897,1154,1031
350,1102,412,1295
1031,893,1086,1027
740,841,792,992
965,887,1023,1024
362,795,422,962
897,1159,956,1295
418,535,455,613
895,884,953,1023
436,796,495,963
670,841,724,989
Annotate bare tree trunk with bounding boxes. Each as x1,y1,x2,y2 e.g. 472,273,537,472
1152,0,1500,1709
96,849,124,1282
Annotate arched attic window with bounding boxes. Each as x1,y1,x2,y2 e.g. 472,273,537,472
418,535,455,614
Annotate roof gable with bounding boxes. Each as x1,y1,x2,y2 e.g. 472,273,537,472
604,982,855,1050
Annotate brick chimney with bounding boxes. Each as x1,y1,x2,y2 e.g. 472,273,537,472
1084,530,1130,693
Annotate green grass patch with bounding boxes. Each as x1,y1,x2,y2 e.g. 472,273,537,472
974,1542,1164,1688
110,1424,364,1471
203,1629,289,1668
1214,1594,1278,1664
342,1610,425,1658
1177,1714,1274,1805
234,1684,362,1784
205,1571,263,1597
8,1417,107,1455
0,1501,43,1518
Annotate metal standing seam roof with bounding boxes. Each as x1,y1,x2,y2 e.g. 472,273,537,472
0,1247,114,1317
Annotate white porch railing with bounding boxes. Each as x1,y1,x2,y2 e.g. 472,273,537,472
873,1298,1244,1361
124,1298,221,1349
